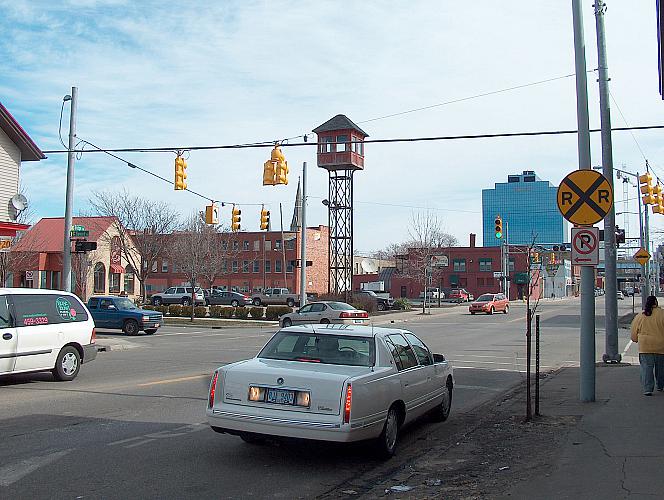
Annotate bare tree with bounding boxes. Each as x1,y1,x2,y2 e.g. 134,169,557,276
170,213,215,320
90,189,180,300
198,227,240,291
71,251,96,300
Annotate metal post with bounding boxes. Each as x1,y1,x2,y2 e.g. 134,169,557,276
535,314,541,416
644,202,651,299
262,233,267,291
572,0,596,400
638,174,647,307
505,222,510,300
299,162,307,307
594,0,620,363
279,203,287,289
62,87,78,292
526,300,533,421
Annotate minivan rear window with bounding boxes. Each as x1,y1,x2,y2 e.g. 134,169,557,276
12,294,89,327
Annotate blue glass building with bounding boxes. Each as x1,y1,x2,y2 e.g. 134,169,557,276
482,171,567,247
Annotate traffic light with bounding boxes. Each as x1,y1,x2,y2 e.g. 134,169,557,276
175,155,187,190
653,183,664,214
549,252,555,264
272,145,289,185
205,203,218,225
654,190,664,215
260,207,270,230
263,159,276,186
640,172,655,205
231,206,241,232
494,215,503,239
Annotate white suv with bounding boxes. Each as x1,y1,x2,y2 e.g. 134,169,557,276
0,288,97,381
151,286,205,306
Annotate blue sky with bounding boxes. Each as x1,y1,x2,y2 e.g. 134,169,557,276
1,0,663,252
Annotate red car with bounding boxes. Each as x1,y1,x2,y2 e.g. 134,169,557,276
469,293,509,315
448,289,470,303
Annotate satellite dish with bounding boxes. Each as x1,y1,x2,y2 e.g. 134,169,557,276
361,259,378,274
11,194,28,211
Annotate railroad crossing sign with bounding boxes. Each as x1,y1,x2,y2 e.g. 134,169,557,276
557,170,613,225
571,226,599,266
633,247,651,266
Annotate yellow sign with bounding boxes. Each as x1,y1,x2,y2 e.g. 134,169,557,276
634,247,650,266
0,240,10,251
557,170,613,225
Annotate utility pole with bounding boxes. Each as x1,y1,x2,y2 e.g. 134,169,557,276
505,222,510,300
299,162,307,308
279,203,287,288
572,0,596,401
62,87,78,293
637,171,647,308
595,0,620,363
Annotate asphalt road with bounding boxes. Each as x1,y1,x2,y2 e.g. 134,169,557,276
0,296,636,499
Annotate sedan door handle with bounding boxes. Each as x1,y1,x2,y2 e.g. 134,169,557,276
2,333,12,340
404,382,409,387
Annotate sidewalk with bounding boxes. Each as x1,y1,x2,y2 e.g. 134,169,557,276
505,364,664,500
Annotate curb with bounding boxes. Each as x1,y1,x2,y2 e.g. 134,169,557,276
163,318,279,328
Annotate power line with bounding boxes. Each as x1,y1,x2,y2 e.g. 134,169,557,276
42,124,664,155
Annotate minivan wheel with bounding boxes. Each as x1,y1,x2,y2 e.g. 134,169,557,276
152,297,162,306
375,406,400,459
123,319,139,336
182,297,191,306
52,346,80,381
230,300,239,307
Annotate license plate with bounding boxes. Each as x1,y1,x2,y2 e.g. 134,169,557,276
266,388,295,405
353,319,363,324
154,323,160,328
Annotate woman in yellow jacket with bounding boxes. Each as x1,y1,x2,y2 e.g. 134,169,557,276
630,296,664,396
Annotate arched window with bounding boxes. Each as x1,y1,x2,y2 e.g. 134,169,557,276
124,264,135,295
93,263,106,293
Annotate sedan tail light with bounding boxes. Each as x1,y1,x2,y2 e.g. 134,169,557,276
339,311,368,319
209,371,219,409
90,328,96,344
343,383,352,424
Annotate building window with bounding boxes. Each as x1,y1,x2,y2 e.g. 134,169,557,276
94,263,105,293
264,240,271,251
275,239,282,250
323,136,333,153
243,260,249,273
243,241,250,251
336,135,348,152
275,259,282,273
508,175,520,183
232,261,238,273
286,261,294,273
124,265,135,295
286,239,296,250
40,272,46,289
265,260,271,273
161,260,168,273
221,240,228,251
172,262,178,273
233,241,239,251
254,240,260,251
222,259,228,273
109,271,120,294
479,258,492,272
453,259,466,272
253,260,260,273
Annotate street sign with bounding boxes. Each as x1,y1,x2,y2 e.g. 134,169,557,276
557,170,613,225
571,227,599,266
0,239,11,251
633,247,651,266
493,271,504,278
431,255,449,267
70,224,89,238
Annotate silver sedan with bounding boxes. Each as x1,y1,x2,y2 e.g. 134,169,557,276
280,301,369,327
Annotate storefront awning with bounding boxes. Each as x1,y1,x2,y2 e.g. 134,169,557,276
110,263,125,274
0,221,30,237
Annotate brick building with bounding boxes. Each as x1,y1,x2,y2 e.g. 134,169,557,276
353,234,542,300
145,225,329,296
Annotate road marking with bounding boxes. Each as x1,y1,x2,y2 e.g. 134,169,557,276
622,340,633,357
455,384,502,392
0,449,71,486
108,424,206,449
137,374,210,387
125,439,156,448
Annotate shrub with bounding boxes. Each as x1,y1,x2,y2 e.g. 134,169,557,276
180,305,193,317
194,306,207,318
249,307,264,319
352,298,375,315
393,298,412,311
234,307,249,319
156,305,170,315
169,304,183,317
266,305,292,321
142,305,154,311
209,305,223,318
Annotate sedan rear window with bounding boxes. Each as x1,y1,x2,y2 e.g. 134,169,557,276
259,332,375,366
327,302,355,311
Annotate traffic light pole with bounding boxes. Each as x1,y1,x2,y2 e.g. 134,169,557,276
299,162,307,308
572,0,596,401
595,0,620,363
62,87,77,293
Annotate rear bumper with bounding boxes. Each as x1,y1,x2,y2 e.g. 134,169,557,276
82,343,97,363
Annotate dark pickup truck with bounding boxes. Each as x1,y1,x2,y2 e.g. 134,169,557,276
87,296,163,335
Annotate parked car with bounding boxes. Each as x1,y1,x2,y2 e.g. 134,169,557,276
623,287,635,297
354,290,395,311
469,293,509,315
448,289,470,303
151,286,205,306
617,290,625,300
87,296,162,335
207,290,251,307
0,288,97,381
419,287,444,300
207,324,454,458
279,301,369,327
251,288,300,307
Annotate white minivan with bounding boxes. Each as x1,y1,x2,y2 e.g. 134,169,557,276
0,288,97,381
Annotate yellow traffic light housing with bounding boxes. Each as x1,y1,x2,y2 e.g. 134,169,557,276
231,206,241,232
260,207,270,230
263,160,276,186
205,203,218,225
174,155,187,190
276,157,289,185
264,145,288,186
640,172,655,205
494,215,503,239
